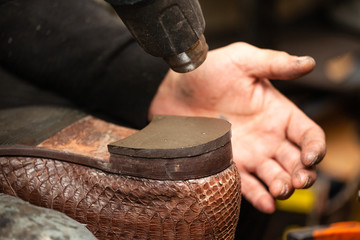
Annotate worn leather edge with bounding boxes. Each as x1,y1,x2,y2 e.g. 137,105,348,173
0,144,110,171
0,143,233,180
110,142,233,180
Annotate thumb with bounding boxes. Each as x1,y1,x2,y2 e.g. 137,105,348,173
228,42,316,80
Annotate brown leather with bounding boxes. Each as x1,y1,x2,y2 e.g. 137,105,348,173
0,156,241,239
0,107,241,239
108,115,233,180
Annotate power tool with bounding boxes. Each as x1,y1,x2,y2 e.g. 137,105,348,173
106,0,208,73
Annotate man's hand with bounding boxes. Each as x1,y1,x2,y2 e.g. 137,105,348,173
149,42,326,213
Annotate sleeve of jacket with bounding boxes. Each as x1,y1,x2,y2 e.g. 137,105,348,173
0,0,169,129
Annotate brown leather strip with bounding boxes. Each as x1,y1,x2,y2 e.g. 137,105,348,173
37,115,137,161
110,142,232,180
0,142,232,180
0,145,111,171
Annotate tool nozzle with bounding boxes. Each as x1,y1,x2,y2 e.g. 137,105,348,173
164,35,208,73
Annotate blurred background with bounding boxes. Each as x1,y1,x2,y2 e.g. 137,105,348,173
199,0,360,239
1,0,359,238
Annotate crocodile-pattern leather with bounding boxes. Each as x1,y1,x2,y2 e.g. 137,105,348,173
0,156,241,240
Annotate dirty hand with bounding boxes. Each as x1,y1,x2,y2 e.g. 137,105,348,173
149,42,326,214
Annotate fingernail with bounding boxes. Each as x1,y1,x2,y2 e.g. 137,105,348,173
280,183,289,197
303,176,312,188
306,152,319,166
297,56,315,66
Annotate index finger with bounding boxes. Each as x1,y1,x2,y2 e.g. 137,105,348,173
286,106,326,167
228,42,316,80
